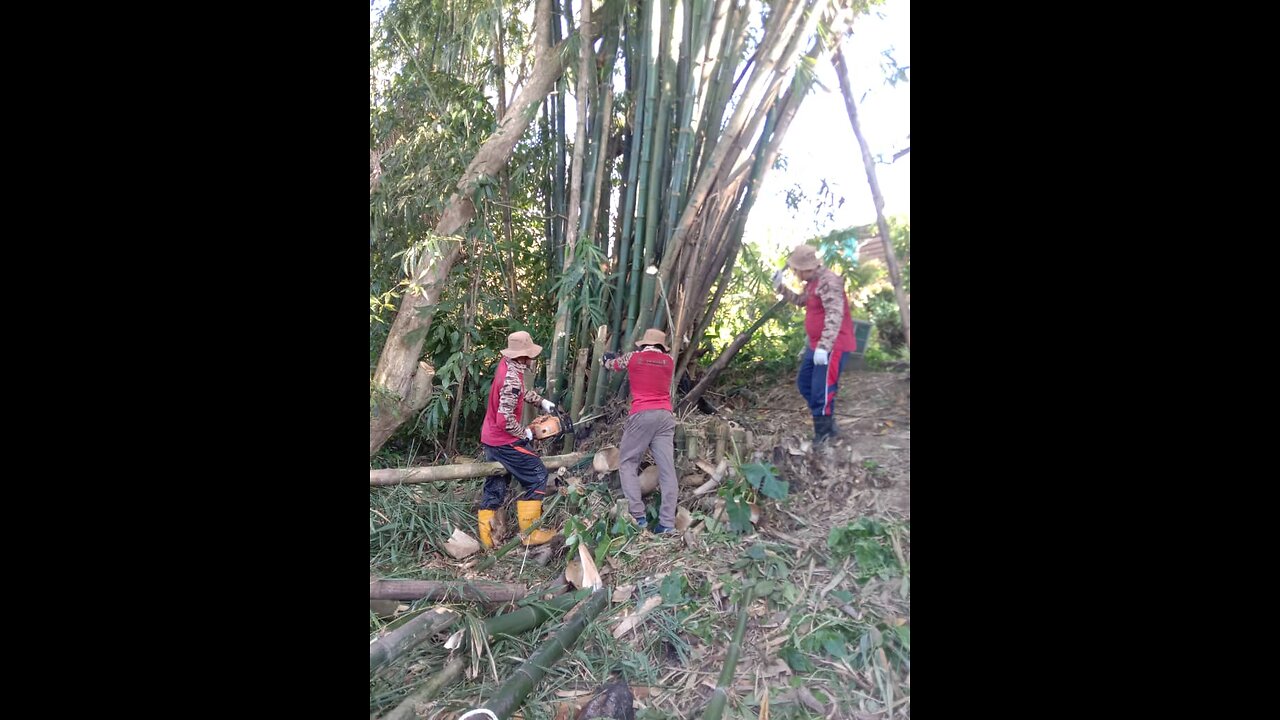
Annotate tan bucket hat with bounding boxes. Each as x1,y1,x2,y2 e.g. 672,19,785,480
500,330,544,359
635,328,669,351
787,244,821,271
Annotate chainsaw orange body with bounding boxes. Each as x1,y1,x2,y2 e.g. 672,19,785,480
527,413,566,440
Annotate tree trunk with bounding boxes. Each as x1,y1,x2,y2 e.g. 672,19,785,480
832,46,910,349
369,579,527,603
370,453,587,485
369,0,622,457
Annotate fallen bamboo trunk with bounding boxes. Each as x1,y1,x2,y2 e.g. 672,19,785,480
479,588,611,719
701,585,756,719
378,655,465,720
369,580,526,603
370,608,459,674
484,588,588,638
370,453,586,485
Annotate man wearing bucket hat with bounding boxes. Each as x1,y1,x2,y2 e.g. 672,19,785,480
599,328,679,535
772,244,858,443
476,330,559,548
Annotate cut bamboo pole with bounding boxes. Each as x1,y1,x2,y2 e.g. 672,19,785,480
370,454,586,485
369,580,526,603
700,584,756,719
378,655,465,720
370,608,459,674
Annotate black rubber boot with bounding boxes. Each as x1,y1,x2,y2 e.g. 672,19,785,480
813,415,837,443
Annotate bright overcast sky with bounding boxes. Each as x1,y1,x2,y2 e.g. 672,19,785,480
749,0,910,260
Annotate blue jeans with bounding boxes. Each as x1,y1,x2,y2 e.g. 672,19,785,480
796,349,849,416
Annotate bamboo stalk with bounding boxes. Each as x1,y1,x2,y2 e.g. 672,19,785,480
379,590,590,719
658,0,810,287
625,0,660,344
686,427,701,460
370,454,586,485
378,655,465,720
552,0,567,261
609,5,646,356
673,107,778,381
678,300,787,412
370,608,459,674
567,347,590,450
585,324,609,413
369,580,527,603
700,585,756,720
483,587,588,638
632,0,677,341
479,588,611,719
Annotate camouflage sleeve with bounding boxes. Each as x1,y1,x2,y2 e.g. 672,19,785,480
522,386,545,405
498,364,524,436
778,282,808,307
603,351,633,371
817,270,846,351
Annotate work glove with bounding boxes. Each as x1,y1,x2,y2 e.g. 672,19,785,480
771,268,785,291
524,427,534,441
813,347,829,366
601,351,617,366
541,399,555,413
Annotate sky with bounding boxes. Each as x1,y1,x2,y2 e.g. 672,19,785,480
747,0,910,260
371,0,910,261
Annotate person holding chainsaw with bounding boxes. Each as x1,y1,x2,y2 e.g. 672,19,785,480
476,330,559,548
773,244,858,443
600,328,679,535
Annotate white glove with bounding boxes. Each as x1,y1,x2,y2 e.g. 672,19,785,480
525,427,534,441
771,269,784,290
813,347,829,366
541,399,555,413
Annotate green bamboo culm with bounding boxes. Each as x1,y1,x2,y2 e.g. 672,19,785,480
700,584,756,720
634,0,677,339
624,0,661,346
370,609,459,675
663,0,707,246
480,588,610,719
379,655,465,720
607,2,644,356
379,590,591,720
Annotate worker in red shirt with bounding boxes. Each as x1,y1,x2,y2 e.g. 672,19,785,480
476,331,558,548
773,244,858,443
600,328,678,534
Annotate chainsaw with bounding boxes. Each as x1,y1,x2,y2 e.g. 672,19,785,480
528,409,606,441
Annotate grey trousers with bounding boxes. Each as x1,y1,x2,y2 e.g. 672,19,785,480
618,409,678,527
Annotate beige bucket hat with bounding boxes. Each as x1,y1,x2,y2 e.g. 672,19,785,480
634,328,669,351
500,330,544,359
787,244,821,271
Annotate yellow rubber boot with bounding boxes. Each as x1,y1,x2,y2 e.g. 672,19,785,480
516,500,557,546
477,509,496,548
